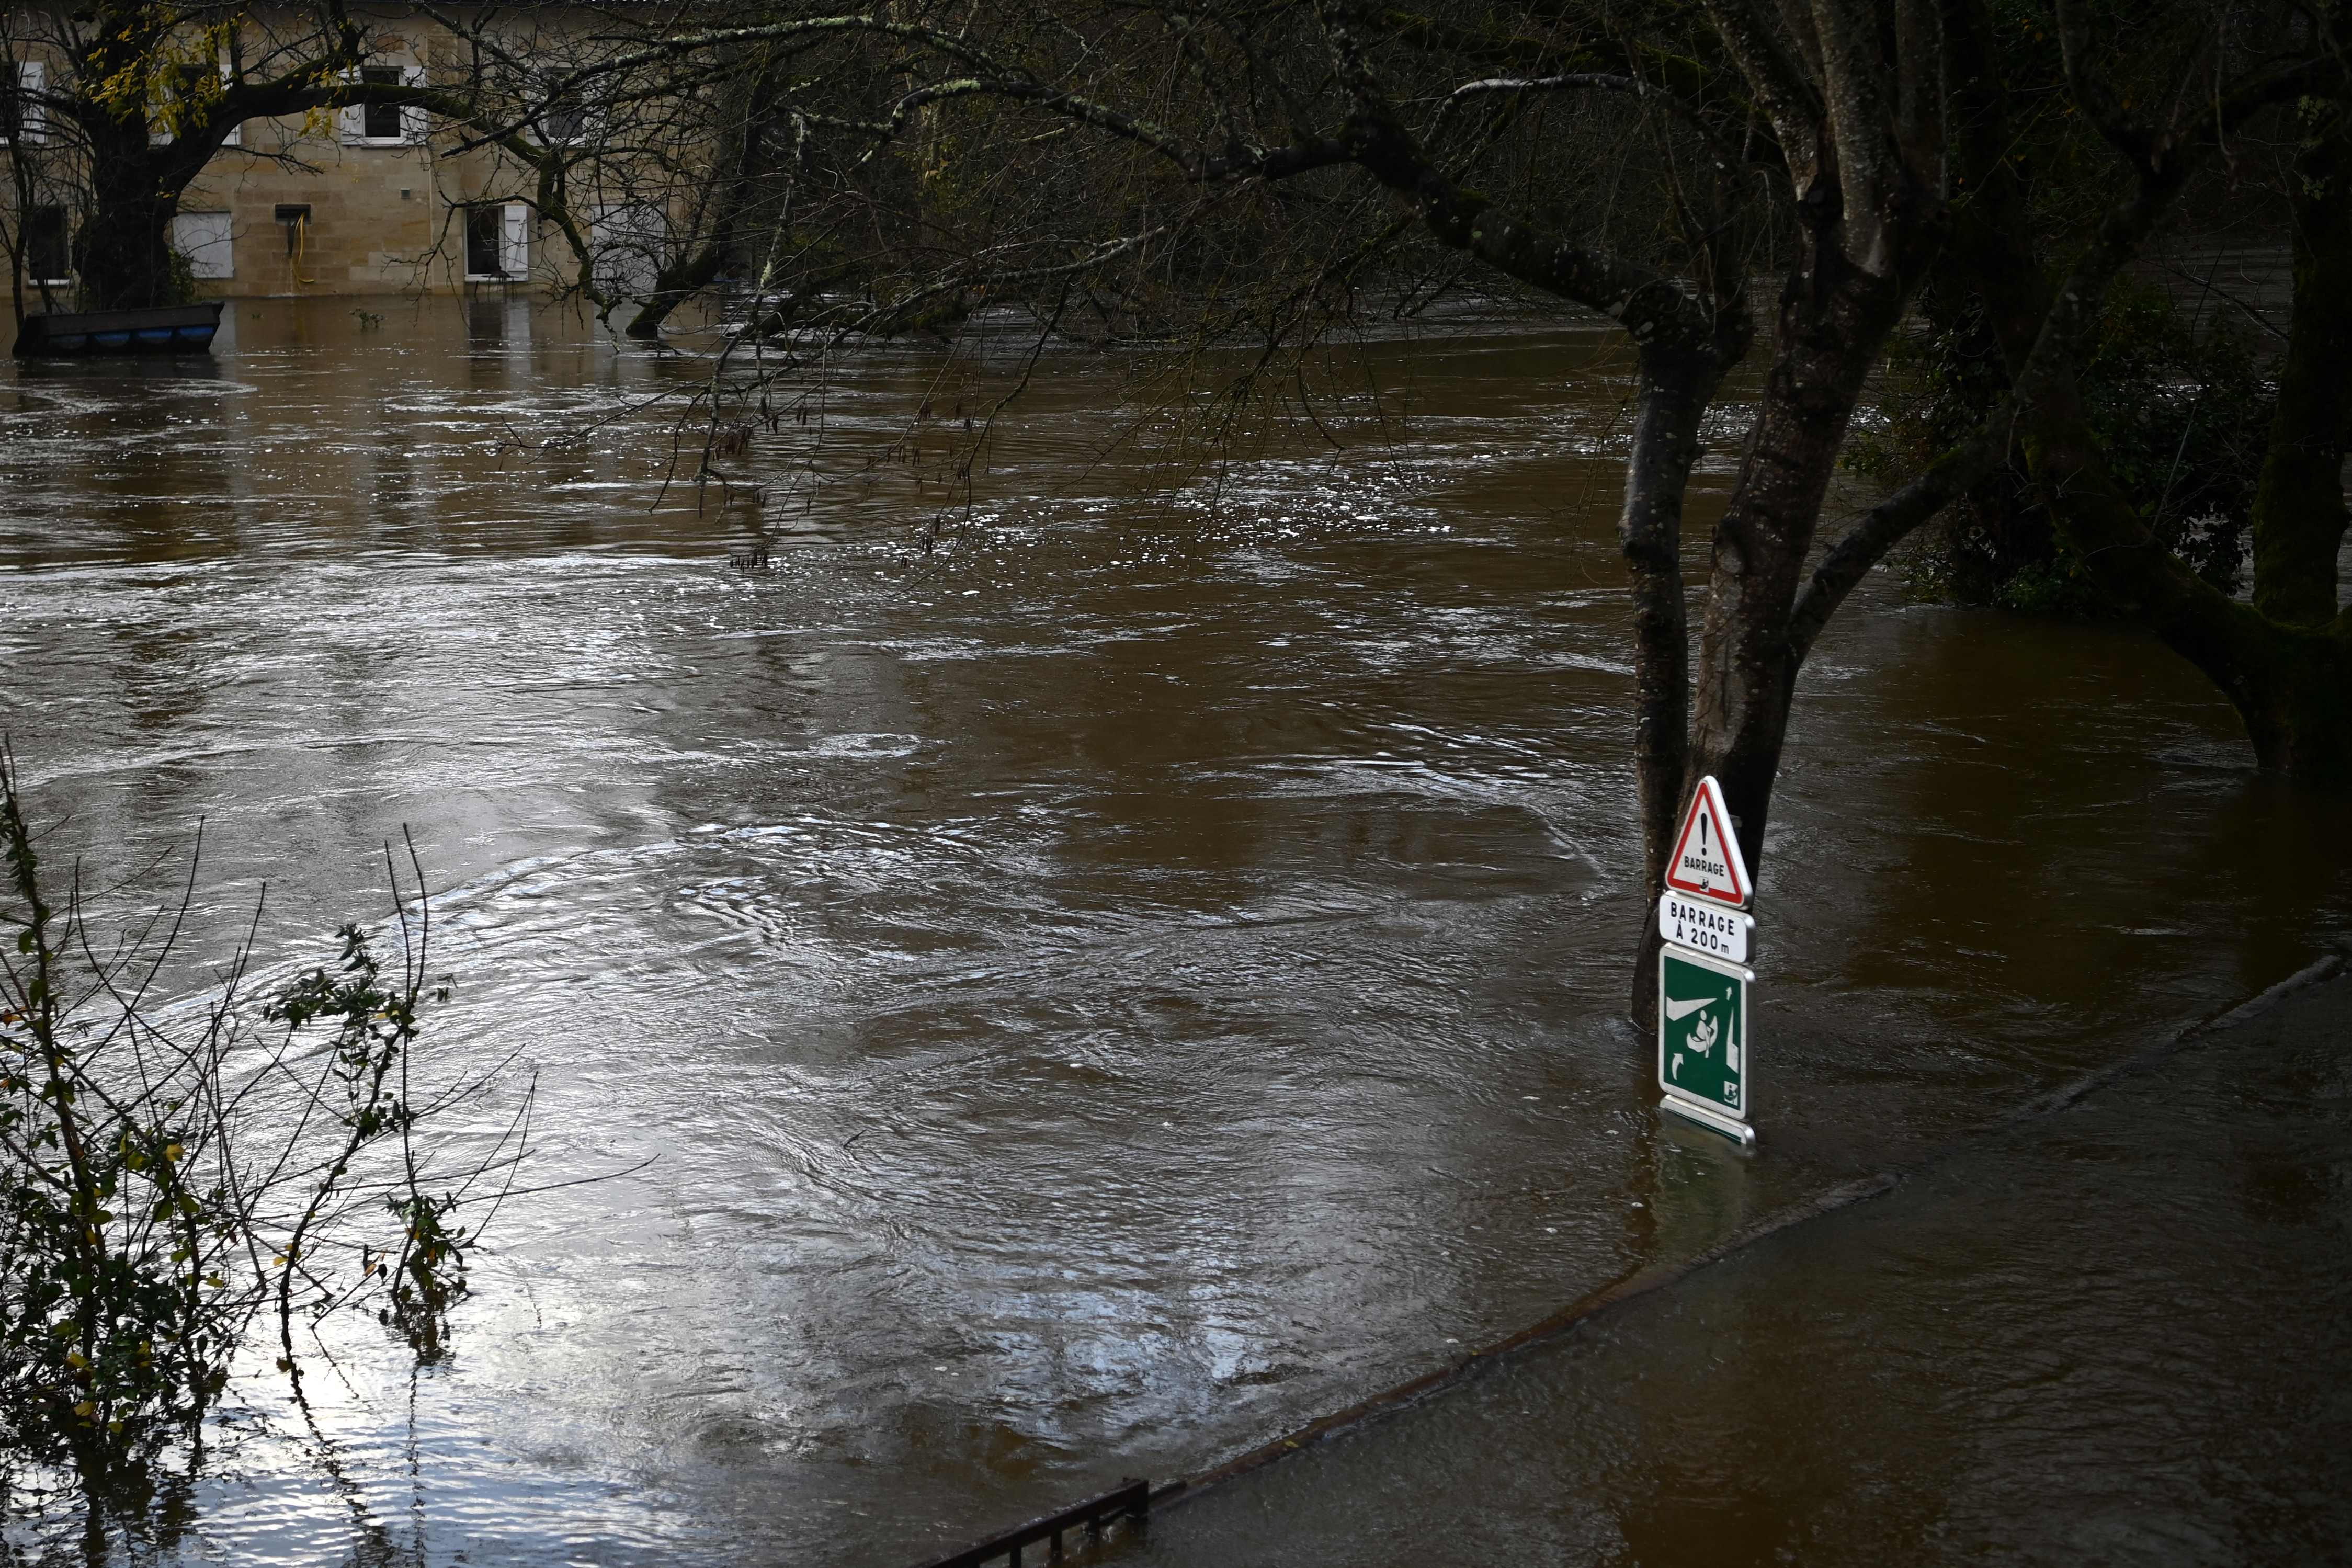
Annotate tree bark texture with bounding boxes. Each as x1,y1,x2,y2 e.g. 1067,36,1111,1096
1625,210,1931,1021
1688,212,1912,877
2249,110,2352,631
1620,346,1728,1025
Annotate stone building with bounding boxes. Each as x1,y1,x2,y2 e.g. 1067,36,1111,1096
2,13,663,308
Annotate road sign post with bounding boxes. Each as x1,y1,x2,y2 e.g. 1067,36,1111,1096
1656,776,1757,1146
1657,946,1754,1144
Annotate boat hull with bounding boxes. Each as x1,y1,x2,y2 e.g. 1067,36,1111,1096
13,302,224,358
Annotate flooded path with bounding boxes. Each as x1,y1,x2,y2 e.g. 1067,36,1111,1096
2,298,2346,1564
1132,963,2352,1567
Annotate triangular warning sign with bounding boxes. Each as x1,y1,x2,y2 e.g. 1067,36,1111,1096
1663,776,1751,908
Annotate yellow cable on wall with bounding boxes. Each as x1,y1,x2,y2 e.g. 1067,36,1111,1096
292,214,315,286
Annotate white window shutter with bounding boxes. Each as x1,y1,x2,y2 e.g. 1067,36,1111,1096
401,64,427,143
18,61,44,145
171,210,234,279
501,203,529,278
337,67,363,144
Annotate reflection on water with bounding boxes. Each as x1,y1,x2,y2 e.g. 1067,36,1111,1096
1,297,2345,1565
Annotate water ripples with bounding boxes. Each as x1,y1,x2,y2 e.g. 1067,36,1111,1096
2,298,2344,1566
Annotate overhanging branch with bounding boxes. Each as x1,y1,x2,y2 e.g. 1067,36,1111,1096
1788,415,2005,667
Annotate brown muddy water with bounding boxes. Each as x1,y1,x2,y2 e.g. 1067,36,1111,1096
1,296,2346,1566
1133,964,2352,1567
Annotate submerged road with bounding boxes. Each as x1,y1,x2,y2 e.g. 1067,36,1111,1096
1131,961,2352,1565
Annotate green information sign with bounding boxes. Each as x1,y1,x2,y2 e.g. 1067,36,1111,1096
1658,945,1753,1131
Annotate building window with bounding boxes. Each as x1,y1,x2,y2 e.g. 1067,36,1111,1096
1,60,45,146
340,63,425,147
534,73,595,145
463,205,504,278
24,204,70,283
361,66,402,141
463,202,527,281
541,100,586,145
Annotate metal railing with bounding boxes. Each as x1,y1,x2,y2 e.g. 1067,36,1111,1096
911,1478,1151,1568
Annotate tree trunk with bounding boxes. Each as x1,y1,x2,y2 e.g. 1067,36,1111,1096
2222,623,2352,778
2234,109,2352,778
1625,249,1913,1020
1621,350,1710,1026
1620,344,1728,1026
624,249,733,339
1684,218,1912,893
76,132,177,310
2249,109,2352,631
1953,114,2352,785
624,64,785,339
1933,0,2352,786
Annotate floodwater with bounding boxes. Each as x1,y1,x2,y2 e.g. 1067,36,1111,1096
1,295,2346,1565
1132,966,2352,1567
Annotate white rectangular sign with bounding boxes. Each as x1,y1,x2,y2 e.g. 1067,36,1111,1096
1658,891,1753,964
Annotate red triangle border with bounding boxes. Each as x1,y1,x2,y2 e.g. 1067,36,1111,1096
1662,776,1751,908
